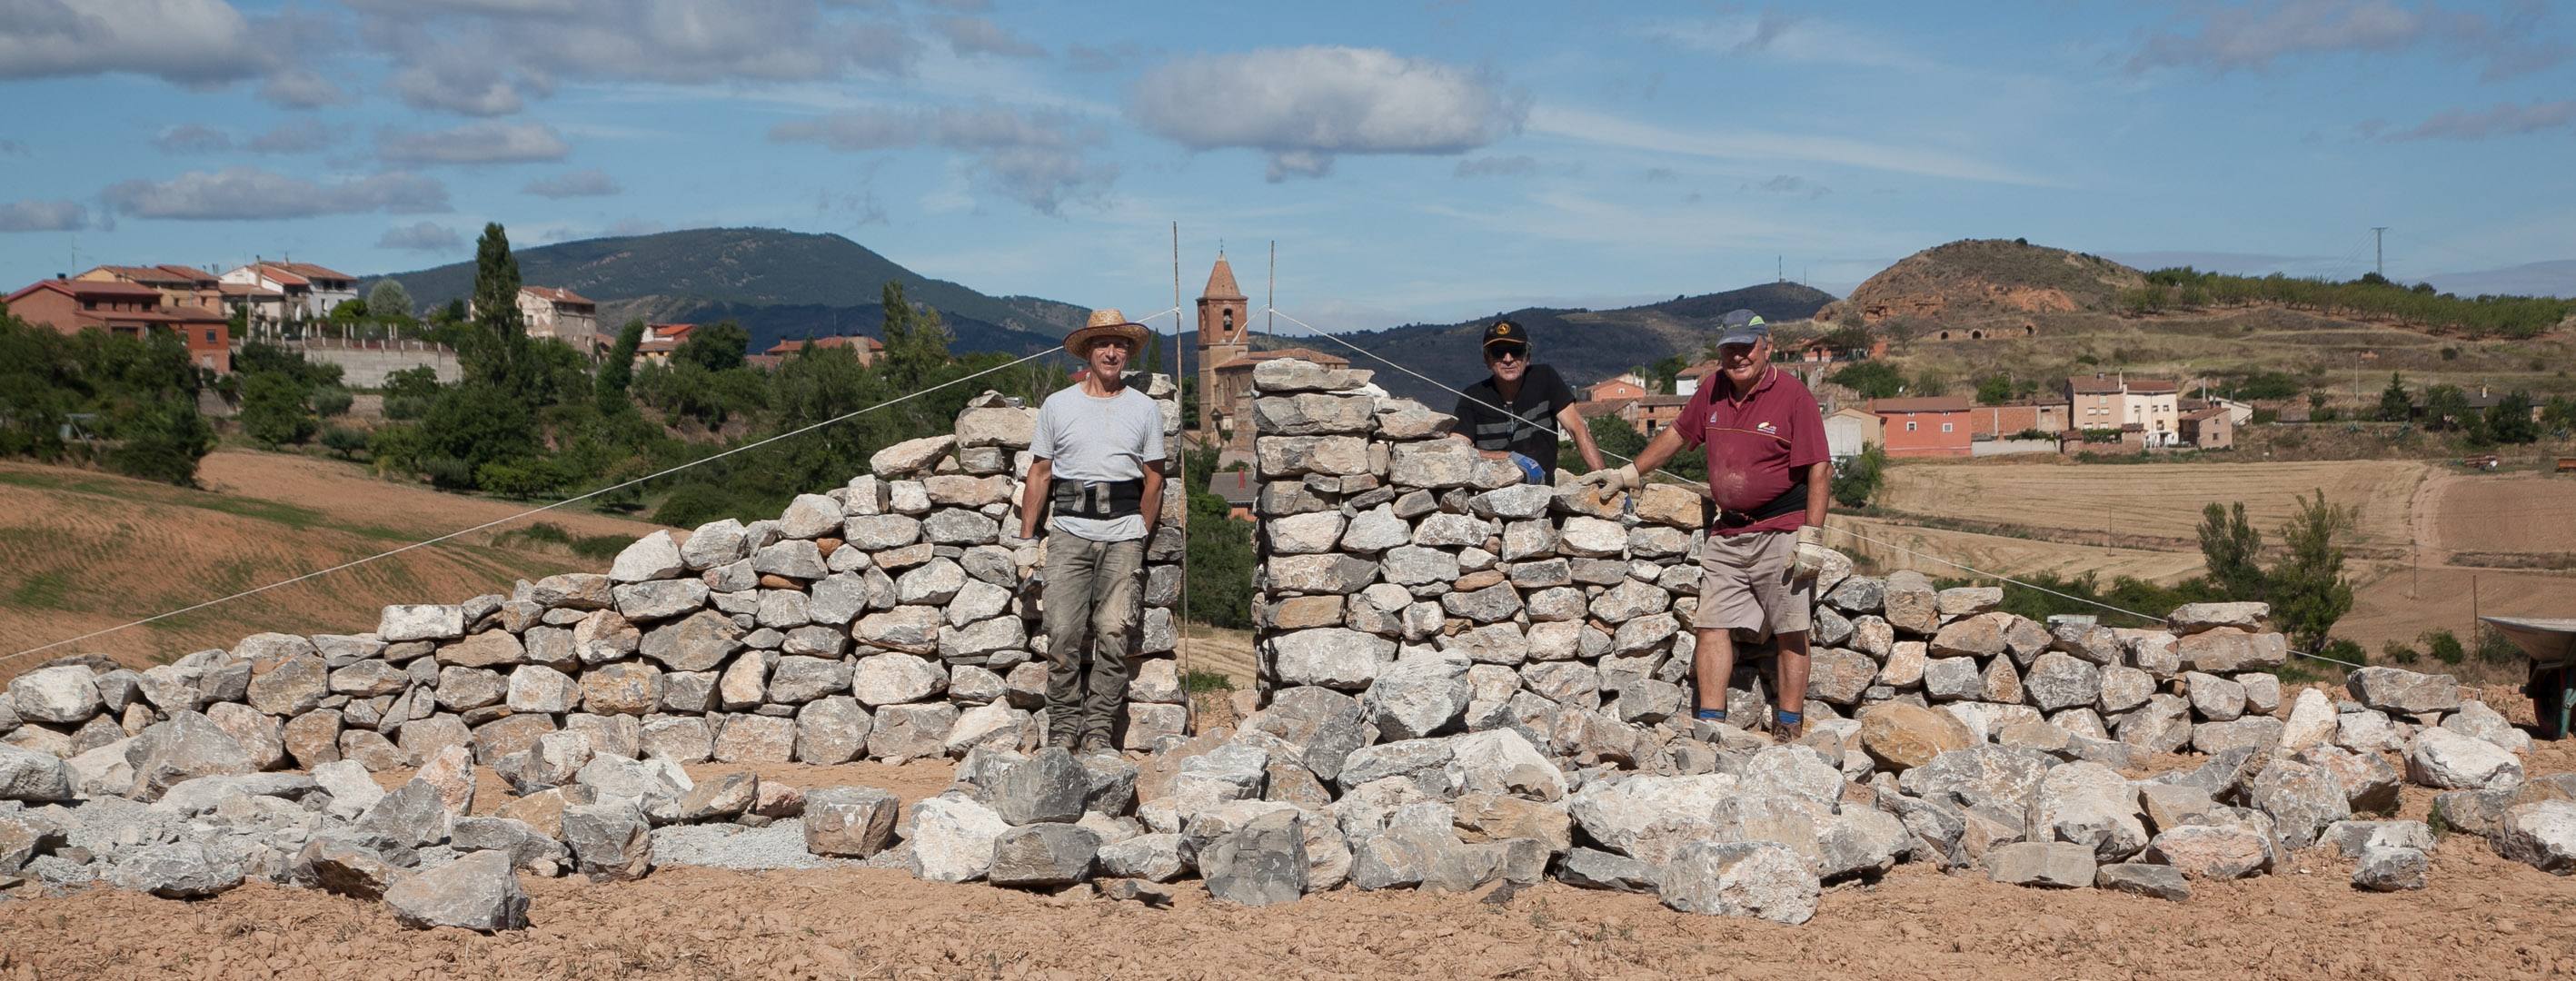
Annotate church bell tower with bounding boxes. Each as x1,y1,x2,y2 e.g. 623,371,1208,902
1195,251,1249,438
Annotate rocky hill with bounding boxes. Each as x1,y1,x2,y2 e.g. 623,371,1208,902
1824,239,2145,332
380,228,1085,356
1241,282,1837,404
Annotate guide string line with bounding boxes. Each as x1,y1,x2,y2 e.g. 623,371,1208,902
4,306,1189,666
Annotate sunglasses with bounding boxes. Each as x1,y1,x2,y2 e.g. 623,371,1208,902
1488,344,1529,362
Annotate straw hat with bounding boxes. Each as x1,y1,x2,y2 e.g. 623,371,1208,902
1065,308,1149,358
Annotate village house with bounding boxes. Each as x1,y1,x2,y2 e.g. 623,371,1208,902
632,323,696,366
515,286,598,355
1868,396,1974,458
1674,359,1722,398
220,261,358,326
7,276,232,372
2180,405,2234,450
1964,400,2072,440
1629,394,1690,436
1824,405,1883,461
75,264,223,311
2069,372,2183,448
1582,372,1650,402
1206,471,1258,522
761,334,883,366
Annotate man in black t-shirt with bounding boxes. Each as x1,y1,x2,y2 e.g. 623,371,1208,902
1451,319,1605,484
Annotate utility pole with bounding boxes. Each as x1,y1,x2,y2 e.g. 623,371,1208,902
2372,226,2388,278
1267,240,1276,340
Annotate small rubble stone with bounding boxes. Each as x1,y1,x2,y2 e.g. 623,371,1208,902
2095,862,2190,901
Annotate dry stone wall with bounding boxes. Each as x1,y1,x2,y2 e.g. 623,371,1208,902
0,380,1187,786
1245,356,2305,762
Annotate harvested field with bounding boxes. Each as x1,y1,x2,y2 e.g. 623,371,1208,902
2426,472,2576,559
1835,516,2206,589
0,451,669,682
1875,459,2428,553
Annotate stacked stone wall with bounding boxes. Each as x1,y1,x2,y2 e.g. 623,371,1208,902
1245,356,2302,761
0,380,1189,787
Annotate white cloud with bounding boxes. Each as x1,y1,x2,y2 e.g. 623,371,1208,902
350,0,916,117
376,122,572,164
523,168,622,197
2126,0,2571,79
1643,11,1936,71
1525,104,2061,187
769,104,1115,213
153,124,233,154
1127,46,1528,181
0,0,265,85
2372,98,2576,141
377,221,463,251
258,68,349,108
104,167,450,219
931,15,1041,58
0,199,89,232
246,119,338,154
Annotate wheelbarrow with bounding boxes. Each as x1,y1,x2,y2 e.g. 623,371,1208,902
2483,616,2576,739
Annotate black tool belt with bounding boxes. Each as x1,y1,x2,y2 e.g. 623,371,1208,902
1051,479,1145,520
1713,481,1808,530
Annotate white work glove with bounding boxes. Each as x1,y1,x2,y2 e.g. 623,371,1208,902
1572,464,1638,503
1791,522,1831,580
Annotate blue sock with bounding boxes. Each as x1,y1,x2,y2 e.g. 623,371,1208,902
1774,709,1803,727
1695,708,1726,721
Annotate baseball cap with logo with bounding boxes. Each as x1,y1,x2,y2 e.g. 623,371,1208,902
1481,319,1529,356
1716,309,1769,348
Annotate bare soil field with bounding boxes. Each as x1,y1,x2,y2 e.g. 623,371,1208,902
0,451,669,682
1864,458,2576,655
5,728,2574,980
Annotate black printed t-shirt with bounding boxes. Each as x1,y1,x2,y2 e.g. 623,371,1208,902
1454,363,1578,480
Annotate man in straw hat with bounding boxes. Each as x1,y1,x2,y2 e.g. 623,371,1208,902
1573,310,1831,739
1018,309,1167,753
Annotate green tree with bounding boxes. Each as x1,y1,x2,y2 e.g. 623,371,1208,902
459,223,529,391
104,397,215,485
365,279,413,319
2422,383,2469,431
1181,446,1254,629
1973,374,2014,406
2486,391,2540,444
1828,362,1905,399
1831,444,1886,509
238,372,317,446
320,425,369,460
2375,372,2412,422
878,282,952,392
419,383,536,488
674,321,751,373
2269,490,2356,656
597,319,646,410
2195,501,2265,600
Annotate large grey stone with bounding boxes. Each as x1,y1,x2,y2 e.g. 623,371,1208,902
1986,840,2096,888
2404,727,2522,790
384,849,530,932
0,743,75,802
563,801,655,880
992,748,1089,825
9,666,101,725
2491,800,2576,874
911,795,1011,883
987,823,1101,887
1657,840,1818,925
109,841,244,898
804,787,901,857
1365,652,1471,741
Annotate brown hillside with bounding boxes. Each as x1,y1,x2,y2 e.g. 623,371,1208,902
0,451,671,682
1825,238,2146,330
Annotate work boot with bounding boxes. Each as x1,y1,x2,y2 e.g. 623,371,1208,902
1079,733,1115,756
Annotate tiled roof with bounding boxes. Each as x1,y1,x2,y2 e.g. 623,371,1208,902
2068,375,2122,394
1201,253,1246,300
1867,397,1974,413
1573,398,1637,418
13,279,164,301
522,285,594,306
1636,395,1692,407
272,262,353,281
2124,378,2180,393
1676,359,1725,379
1207,471,1258,505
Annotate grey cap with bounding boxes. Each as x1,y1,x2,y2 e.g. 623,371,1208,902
1716,309,1768,347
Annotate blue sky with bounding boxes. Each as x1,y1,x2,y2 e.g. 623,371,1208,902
2,0,2571,329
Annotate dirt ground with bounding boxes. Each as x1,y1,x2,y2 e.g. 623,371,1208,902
0,451,669,683
7,687,2573,980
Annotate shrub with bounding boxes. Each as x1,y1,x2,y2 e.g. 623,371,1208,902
2421,628,2466,665
311,386,353,417
319,425,369,460
2381,639,2420,665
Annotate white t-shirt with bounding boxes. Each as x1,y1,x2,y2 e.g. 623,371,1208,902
1030,384,1165,542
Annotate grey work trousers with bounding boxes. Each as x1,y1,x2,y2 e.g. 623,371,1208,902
1040,532,1144,746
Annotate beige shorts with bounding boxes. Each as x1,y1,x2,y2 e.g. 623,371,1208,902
1692,529,1813,639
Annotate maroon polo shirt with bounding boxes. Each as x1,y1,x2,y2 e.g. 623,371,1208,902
1674,365,1829,536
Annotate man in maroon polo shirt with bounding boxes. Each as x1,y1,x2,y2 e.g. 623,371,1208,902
1575,312,1831,738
